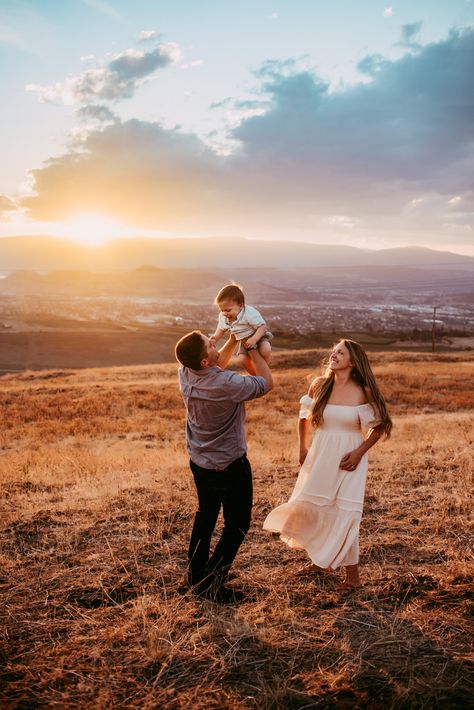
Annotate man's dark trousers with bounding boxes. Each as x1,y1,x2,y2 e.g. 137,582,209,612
188,454,252,592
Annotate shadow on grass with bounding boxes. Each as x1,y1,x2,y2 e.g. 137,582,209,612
328,588,473,709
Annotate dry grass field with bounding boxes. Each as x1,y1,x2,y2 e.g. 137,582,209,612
0,350,473,708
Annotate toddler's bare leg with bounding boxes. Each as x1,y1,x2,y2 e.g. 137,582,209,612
258,339,272,364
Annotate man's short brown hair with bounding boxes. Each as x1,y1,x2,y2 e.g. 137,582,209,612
175,330,207,370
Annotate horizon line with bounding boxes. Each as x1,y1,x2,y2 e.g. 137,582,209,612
0,233,473,259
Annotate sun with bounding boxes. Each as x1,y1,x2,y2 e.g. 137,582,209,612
63,212,130,246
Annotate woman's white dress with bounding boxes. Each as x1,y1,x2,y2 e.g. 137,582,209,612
263,396,381,569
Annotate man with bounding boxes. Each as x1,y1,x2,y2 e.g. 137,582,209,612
175,330,273,603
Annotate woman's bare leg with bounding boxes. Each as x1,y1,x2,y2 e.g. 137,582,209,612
338,563,362,590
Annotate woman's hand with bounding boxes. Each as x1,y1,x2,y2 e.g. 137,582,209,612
340,450,362,471
299,447,308,465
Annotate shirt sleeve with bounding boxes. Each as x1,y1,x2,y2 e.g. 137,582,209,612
217,311,230,331
358,403,382,429
224,370,269,402
243,305,266,328
299,394,314,419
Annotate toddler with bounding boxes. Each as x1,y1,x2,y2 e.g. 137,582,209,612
211,283,272,375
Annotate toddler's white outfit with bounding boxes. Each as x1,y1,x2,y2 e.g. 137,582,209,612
217,305,272,352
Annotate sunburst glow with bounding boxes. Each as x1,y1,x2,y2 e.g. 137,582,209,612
63,213,131,246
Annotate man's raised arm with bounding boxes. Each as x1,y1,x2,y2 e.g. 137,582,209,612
248,348,274,391
217,334,236,369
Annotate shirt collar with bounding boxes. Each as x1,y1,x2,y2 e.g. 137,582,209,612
226,307,245,325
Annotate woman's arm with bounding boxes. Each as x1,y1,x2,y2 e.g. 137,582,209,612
340,424,383,471
298,417,311,465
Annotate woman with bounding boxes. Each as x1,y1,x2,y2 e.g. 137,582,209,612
263,339,392,591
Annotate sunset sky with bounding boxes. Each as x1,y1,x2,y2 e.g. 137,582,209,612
1,0,473,254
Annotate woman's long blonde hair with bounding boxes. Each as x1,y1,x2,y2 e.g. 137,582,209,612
310,339,392,438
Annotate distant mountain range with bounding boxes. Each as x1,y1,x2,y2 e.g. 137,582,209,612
0,235,472,271
0,264,472,302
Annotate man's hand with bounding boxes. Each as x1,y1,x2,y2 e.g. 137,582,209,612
247,346,273,390
244,337,258,349
340,449,362,471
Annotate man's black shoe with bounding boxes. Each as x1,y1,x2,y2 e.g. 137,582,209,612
194,584,245,604
215,585,246,604
177,578,191,595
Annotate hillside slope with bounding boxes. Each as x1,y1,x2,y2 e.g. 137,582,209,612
0,350,472,708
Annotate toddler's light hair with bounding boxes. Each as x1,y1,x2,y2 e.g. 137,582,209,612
215,283,245,307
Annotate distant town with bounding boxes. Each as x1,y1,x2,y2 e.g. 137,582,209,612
0,291,472,342
0,259,472,371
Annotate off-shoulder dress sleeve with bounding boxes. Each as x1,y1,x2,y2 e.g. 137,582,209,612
357,402,382,429
299,394,314,420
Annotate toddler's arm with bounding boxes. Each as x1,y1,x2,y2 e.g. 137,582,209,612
211,327,226,343
244,323,268,348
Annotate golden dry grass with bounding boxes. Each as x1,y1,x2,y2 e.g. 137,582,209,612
0,350,473,708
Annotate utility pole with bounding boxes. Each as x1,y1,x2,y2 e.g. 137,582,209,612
431,305,438,353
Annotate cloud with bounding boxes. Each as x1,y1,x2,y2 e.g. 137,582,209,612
210,98,233,109
232,28,474,190
321,215,359,229
21,121,227,231
138,30,158,42
398,21,423,50
402,191,474,235
21,29,474,249
401,21,423,42
181,59,204,70
72,105,119,142
76,104,118,123
107,46,177,80
26,43,180,106
0,195,16,215
254,57,303,80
